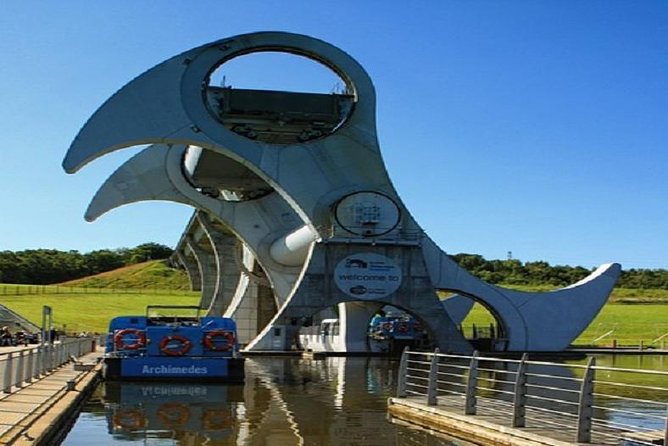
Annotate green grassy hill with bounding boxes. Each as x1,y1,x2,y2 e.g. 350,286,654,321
0,260,199,333
58,260,192,290
1,260,666,344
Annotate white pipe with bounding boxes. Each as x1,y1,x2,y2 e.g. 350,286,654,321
269,225,317,267
592,330,614,344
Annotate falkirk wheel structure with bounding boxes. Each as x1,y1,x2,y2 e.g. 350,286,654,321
63,32,621,353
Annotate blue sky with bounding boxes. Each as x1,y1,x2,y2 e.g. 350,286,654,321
1,1,666,269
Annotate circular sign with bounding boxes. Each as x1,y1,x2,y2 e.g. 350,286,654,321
334,191,400,237
334,253,402,299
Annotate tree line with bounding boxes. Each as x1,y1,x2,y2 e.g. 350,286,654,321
450,254,668,289
0,245,666,289
0,243,173,285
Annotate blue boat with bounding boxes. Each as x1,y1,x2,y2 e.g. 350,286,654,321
104,306,244,382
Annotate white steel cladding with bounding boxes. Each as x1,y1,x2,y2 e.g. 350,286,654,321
63,32,620,353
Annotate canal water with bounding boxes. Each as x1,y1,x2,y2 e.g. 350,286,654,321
62,356,463,446
61,354,667,446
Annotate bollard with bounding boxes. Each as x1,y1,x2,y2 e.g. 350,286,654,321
66,379,76,391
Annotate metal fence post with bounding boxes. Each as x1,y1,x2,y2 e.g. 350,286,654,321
45,345,53,372
15,351,25,389
25,348,34,383
39,345,47,377
34,346,42,378
427,348,440,406
663,408,667,446
58,343,65,365
512,353,528,427
3,353,14,393
397,347,409,398
464,351,479,415
576,356,596,443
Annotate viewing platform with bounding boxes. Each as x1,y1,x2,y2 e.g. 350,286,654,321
388,349,668,446
0,339,102,445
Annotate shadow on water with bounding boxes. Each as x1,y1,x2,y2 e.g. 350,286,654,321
63,357,465,445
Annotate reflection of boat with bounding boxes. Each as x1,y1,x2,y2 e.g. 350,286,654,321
104,305,244,381
102,381,243,441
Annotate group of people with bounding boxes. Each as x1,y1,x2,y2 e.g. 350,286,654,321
0,326,41,347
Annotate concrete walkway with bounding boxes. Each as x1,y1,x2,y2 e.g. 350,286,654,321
0,349,103,445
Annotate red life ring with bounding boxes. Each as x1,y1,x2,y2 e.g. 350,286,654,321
202,408,232,430
396,322,409,333
112,409,146,430
203,330,235,352
157,403,190,426
159,335,192,356
114,329,146,350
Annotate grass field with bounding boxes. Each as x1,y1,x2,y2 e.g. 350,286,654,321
1,292,200,334
59,260,192,290
1,259,666,346
2,291,666,347
496,284,668,304
462,303,668,347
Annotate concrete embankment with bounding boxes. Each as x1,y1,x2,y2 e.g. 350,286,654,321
388,397,578,446
0,350,103,445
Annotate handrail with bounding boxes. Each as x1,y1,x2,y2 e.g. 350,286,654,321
1,337,96,394
395,349,668,445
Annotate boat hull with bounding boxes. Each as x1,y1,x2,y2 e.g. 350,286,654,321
104,356,245,383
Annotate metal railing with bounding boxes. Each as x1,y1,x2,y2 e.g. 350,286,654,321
0,338,96,394
396,348,668,445
0,284,196,296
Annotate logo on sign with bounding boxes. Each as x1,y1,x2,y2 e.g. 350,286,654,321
334,253,402,299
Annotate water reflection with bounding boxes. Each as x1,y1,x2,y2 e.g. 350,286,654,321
64,357,458,446
103,382,242,443
64,355,666,445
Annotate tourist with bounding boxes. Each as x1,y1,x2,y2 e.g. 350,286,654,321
1,326,13,346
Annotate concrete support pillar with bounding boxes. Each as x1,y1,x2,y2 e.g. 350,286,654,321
186,238,217,312
175,248,201,292
226,246,277,345
197,212,240,316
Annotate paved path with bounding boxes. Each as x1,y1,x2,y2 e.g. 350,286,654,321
0,350,102,445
